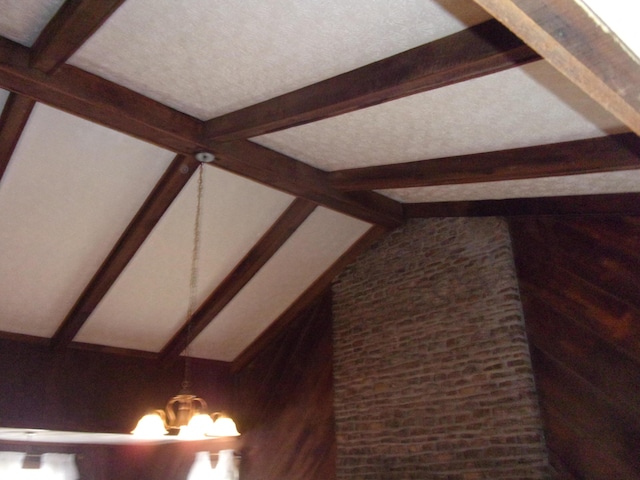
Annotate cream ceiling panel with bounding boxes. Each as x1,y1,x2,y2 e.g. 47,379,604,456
254,61,626,170
0,89,8,109
69,0,490,120
0,103,174,337
189,207,371,361
75,167,294,352
382,170,640,203
0,0,64,46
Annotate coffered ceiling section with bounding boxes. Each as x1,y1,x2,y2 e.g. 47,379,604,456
0,0,638,363
68,0,491,119
0,103,174,337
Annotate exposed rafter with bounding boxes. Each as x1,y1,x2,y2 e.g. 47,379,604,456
210,141,402,227
203,19,540,143
0,35,202,153
404,192,640,218
328,133,640,191
160,198,318,364
0,35,402,227
232,223,389,372
0,93,35,183
50,155,199,349
473,0,640,136
30,0,126,73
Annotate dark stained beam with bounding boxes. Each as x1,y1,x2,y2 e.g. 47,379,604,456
160,198,318,365
232,224,389,372
404,192,640,218
51,155,199,349
210,140,403,227
0,93,35,183
473,0,640,136
329,133,640,191
0,35,203,154
0,35,402,227
30,0,127,73
203,19,540,142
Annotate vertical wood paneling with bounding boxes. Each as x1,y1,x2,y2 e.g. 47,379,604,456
233,291,336,480
509,215,640,480
0,338,233,433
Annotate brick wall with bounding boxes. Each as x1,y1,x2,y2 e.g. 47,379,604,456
332,218,550,479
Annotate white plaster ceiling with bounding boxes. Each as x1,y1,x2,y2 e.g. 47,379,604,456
68,0,490,119
254,60,626,170
0,0,638,363
75,168,294,352
189,207,370,361
0,0,65,46
0,103,174,337
0,89,8,109
383,170,640,203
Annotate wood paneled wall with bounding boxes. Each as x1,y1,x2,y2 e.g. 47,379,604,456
233,290,336,480
0,338,235,479
0,339,233,433
509,216,640,479
0,292,335,479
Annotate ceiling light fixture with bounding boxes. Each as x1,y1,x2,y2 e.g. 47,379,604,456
132,154,240,440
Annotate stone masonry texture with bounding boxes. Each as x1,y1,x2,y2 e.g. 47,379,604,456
332,218,550,480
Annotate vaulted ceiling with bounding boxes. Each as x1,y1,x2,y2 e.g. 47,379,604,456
0,0,638,372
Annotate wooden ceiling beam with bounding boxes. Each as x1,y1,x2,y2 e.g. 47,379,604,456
0,93,35,183
0,35,203,154
30,0,127,74
473,0,640,136
203,19,540,143
232,224,389,372
160,198,318,365
50,155,199,349
0,35,402,227
404,192,640,218
210,140,403,227
328,133,640,191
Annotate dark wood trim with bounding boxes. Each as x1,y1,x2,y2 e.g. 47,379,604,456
67,341,161,360
211,141,403,227
404,192,640,218
232,224,389,372
30,0,126,73
0,35,203,154
50,155,199,349
329,133,640,190
0,329,50,346
203,19,539,142
473,0,640,136
160,198,318,365
0,93,35,183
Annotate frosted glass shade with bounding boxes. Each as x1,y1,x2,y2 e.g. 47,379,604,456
207,416,240,437
131,413,168,438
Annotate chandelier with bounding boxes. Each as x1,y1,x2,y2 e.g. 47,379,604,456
132,153,240,440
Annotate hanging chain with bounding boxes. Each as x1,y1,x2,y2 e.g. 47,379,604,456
183,163,204,391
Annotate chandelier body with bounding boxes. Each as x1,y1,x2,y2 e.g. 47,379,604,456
165,390,208,431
